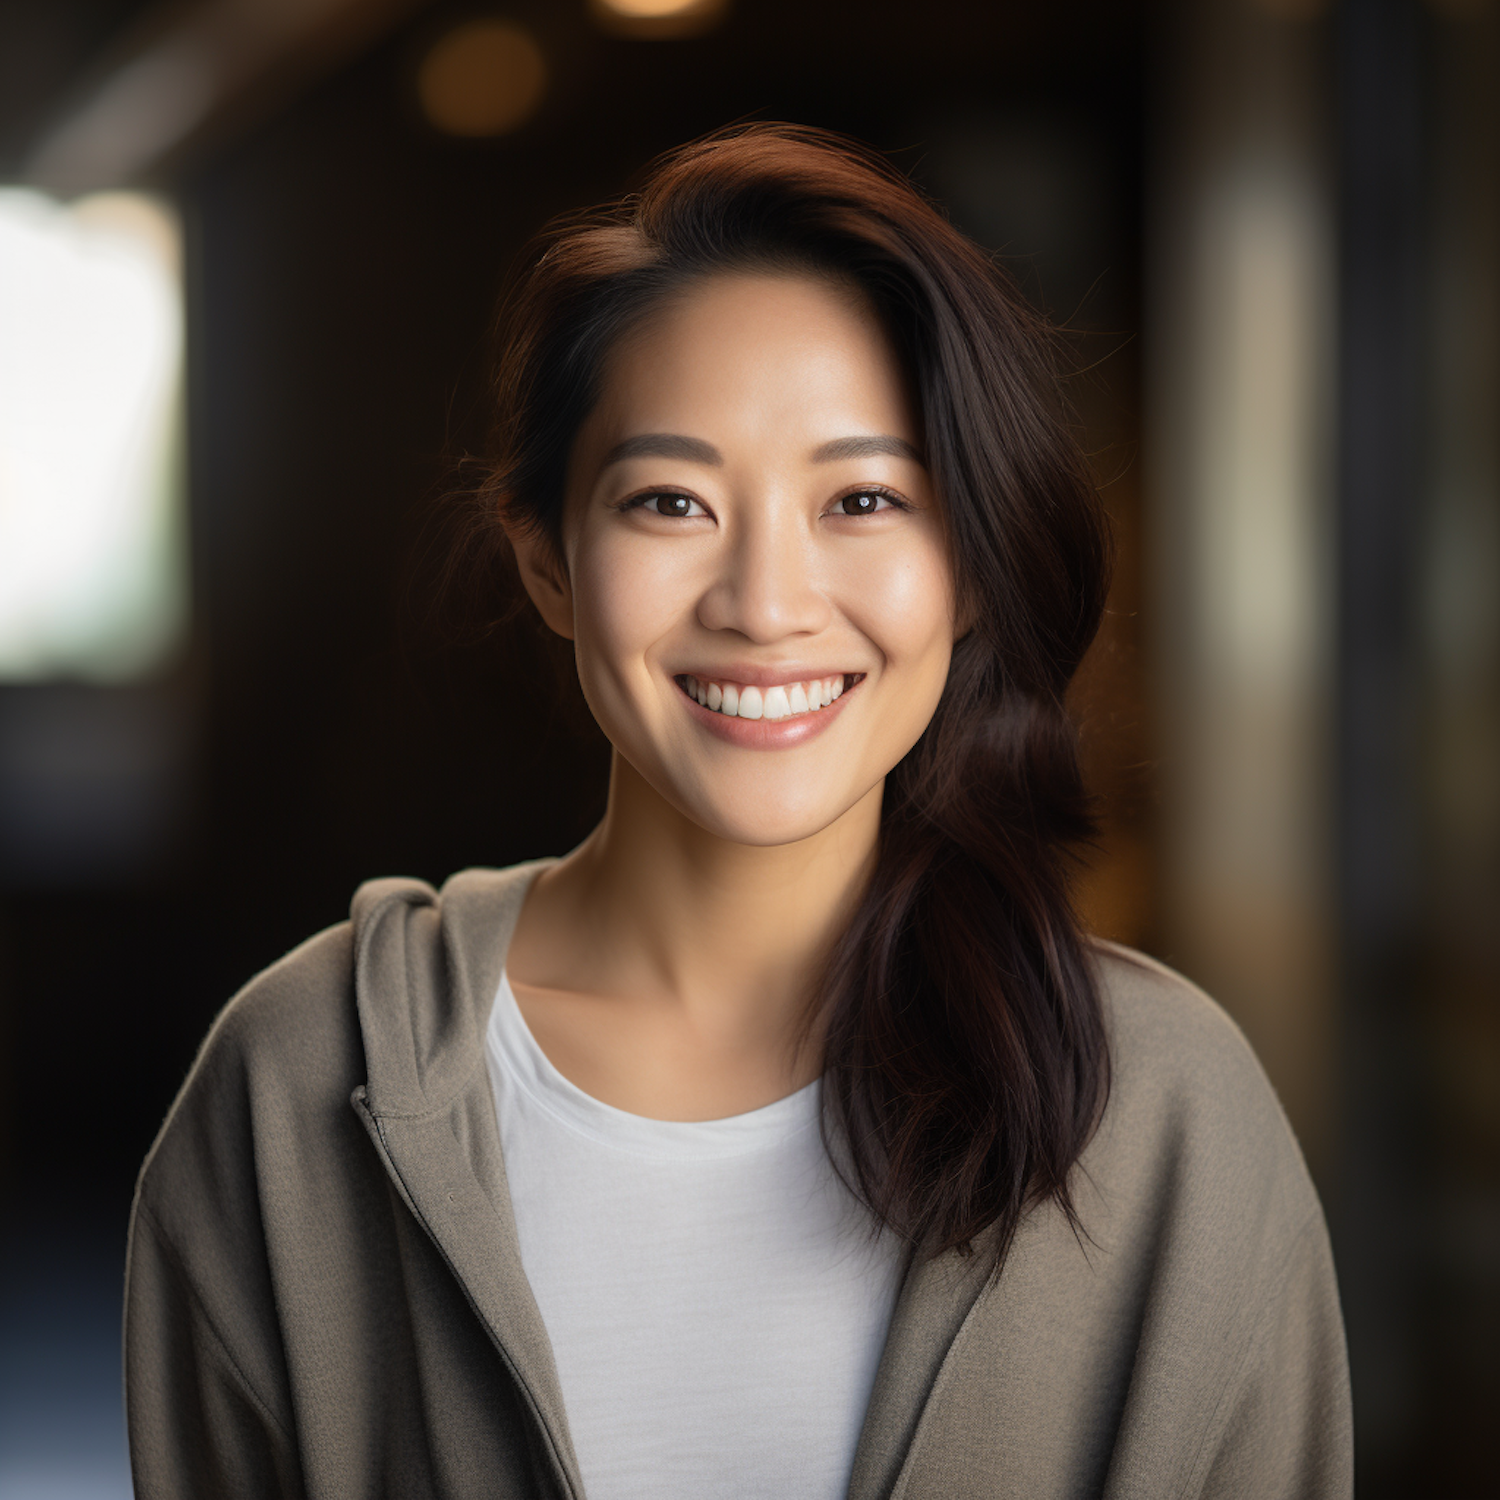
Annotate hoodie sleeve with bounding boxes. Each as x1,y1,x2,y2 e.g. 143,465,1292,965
1190,1209,1353,1500
125,1196,306,1500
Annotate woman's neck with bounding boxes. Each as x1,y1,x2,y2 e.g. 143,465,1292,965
503,751,881,1118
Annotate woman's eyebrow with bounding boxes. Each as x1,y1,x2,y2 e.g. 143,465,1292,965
811,435,925,465
602,433,723,467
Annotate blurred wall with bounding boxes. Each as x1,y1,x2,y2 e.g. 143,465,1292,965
1149,0,1336,1174
1334,0,1500,1487
1149,0,1500,1492
0,0,1496,1495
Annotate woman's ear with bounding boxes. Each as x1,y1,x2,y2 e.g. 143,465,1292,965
505,517,576,641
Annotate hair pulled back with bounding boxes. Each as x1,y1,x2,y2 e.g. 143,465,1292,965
481,123,1112,1266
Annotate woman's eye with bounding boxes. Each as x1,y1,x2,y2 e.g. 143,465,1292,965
837,490,894,516
640,492,704,518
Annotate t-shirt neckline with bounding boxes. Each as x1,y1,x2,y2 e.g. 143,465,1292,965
487,971,821,1161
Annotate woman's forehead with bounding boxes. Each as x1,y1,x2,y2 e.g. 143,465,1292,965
581,273,918,458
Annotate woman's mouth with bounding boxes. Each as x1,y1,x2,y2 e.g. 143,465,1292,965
675,673,860,722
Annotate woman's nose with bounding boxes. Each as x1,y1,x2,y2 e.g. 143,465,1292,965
695,510,833,644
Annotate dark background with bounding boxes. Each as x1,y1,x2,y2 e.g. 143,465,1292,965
0,0,1495,1494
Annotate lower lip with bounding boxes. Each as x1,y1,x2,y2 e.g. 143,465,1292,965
677,676,859,749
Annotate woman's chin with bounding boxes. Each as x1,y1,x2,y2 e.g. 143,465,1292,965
607,730,884,851
665,775,879,851
703,815,838,850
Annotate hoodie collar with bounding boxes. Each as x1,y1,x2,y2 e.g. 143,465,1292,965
350,863,585,1498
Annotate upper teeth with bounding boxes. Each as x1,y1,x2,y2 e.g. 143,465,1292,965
682,674,846,720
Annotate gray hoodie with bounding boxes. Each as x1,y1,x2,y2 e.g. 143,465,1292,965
124,861,1352,1498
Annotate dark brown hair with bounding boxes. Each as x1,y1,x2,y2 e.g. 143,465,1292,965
480,123,1112,1267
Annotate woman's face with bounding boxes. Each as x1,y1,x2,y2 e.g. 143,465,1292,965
548,271,957,848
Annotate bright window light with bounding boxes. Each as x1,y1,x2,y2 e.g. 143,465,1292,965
0,189,185,681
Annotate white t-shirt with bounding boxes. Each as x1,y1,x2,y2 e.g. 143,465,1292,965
484,973,904,1500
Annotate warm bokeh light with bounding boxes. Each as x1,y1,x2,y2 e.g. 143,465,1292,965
0,189,185,681
416,19,547,138
598,0,710,15
588,0,729,38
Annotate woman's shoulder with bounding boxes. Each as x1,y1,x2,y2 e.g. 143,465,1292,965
197,917,362,1068
1091,938,1272,1081
142,863,548,1168
179,862,546,1078
1090,939,1287,1106
135,917,366,1208
1083,938,1322,1234
887,954,1350,1494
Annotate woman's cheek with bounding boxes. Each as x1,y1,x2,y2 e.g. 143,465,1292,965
570,531,698,695
834,538,955,669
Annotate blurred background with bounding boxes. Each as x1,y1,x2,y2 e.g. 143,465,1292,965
0,0,1494,1493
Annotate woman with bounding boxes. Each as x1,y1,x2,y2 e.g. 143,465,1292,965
125,125,1352,1499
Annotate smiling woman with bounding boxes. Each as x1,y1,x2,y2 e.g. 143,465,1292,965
123,126,1352,1500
